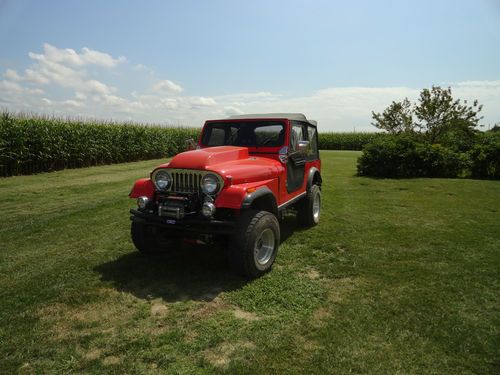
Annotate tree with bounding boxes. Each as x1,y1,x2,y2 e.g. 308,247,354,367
415,86,483,143
371,86,483,144
371,98,414,134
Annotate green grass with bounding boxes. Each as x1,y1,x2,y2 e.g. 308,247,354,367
0,151,498,374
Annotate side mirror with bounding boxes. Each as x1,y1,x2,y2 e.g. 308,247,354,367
297,140,310,156
185,138,197,151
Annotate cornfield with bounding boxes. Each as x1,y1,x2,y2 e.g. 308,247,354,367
0,111,199,177
318,132,386,151
0,111,385,176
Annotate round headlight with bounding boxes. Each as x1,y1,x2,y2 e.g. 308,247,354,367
155,170,172,190
201,174,219,194
137,196,149,210
202,202,216,217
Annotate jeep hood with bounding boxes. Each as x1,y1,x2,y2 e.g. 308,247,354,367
161,146,282,184
166,146,249,169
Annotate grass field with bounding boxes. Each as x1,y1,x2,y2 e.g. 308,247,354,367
0,151,499,374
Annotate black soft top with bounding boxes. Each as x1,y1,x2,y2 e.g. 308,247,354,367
223,113,317,126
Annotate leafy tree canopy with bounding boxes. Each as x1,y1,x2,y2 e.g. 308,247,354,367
372,86,483,143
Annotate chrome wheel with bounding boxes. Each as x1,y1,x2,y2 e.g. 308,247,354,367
313,191,321,221
254,228,275,267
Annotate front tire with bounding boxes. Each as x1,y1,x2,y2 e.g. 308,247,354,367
298,184,321,227
228,210,280,279
131,221,178,254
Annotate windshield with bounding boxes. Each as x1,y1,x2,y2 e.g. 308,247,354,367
201,121,285,148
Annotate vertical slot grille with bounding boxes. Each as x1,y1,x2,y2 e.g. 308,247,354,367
171,170,203,193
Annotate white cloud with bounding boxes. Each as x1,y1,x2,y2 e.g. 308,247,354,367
134,64,147,71
453,80,500,88
222,106,244,116
80,47,126,67
0,80,23,93
62,99,84,108
75,92,87,100
158,98,178,109
0,80,44,95
29,88,44,95
86,80,113,95
3,69,22,81
24,68,50,84
9,43,119,97
2,43,499,130
152,79,183,93
188,96,217,107
28,43,125,68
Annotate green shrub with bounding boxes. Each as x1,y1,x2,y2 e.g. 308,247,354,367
357,136,466,178
416,143,468,178
0,111,200,177
468,132,500,179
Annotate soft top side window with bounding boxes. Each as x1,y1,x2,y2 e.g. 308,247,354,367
307,125,319,160
290,121,319,160
289,122,306,153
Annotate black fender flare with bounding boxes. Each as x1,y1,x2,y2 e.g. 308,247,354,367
241,186,278,215
307,167,322,191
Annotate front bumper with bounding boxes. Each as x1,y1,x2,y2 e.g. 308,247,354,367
130,209,235,235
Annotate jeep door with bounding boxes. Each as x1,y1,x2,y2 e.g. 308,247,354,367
285,121,321,195
286,122,307,193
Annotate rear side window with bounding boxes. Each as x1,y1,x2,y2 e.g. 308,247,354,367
291,121,319,160
289,124,305,152
307,126,319,159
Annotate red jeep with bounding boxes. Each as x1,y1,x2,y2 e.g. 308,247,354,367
129,113,322,278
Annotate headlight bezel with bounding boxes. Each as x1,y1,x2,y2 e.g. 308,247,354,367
153,169,172,191
201,173,220,195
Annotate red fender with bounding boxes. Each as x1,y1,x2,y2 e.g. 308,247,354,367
215,178,279,210
129,178,154,199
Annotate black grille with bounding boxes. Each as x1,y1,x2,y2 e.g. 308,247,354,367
172,171,203,193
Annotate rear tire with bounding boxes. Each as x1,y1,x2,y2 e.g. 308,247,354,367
131,221,179,254
298,184,321,227
228,210,280,279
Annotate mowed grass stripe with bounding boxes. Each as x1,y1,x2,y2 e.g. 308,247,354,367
0,151,498,374
0,158,164,233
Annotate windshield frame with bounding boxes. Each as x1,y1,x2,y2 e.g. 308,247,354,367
200,119,287,152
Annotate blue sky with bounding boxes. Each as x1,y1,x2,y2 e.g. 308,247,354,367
1,0,499,131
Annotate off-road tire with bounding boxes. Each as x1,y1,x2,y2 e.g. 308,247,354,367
298,184,321,227
228,209,280,279
131,221,178,254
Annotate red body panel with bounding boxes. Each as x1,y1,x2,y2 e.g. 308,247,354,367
215,179,279,209
153,146,285,208
129,178,155,199
165,146,249,169
209,157,282,185
131,117,321,211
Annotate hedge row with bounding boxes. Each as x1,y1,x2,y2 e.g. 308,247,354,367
357,133,500,179
0,112,200,177
318,132,386,150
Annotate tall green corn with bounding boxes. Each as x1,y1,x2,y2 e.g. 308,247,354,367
319,132,386,151
0,111,199,177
